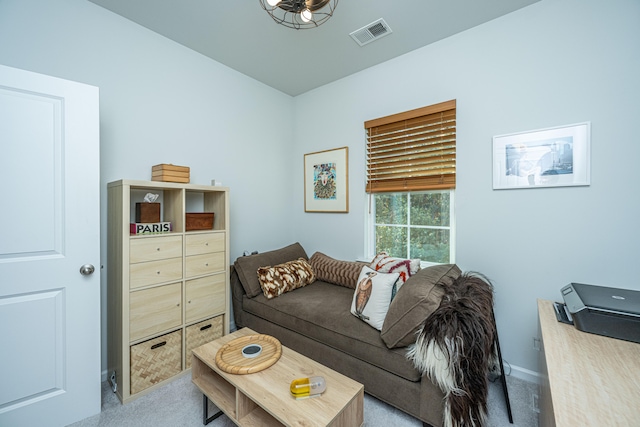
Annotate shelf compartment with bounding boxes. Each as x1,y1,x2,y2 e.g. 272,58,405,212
130,329,182,394
185,252,225,278
129,257,183,289
185,232,225,256
129,282,182,341
185,274,226,323
129,235,183,263
130,187,184,233
192,361,236,419
237,392,282,426
185,316,224,369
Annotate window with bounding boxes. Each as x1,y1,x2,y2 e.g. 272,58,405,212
365,100,456,264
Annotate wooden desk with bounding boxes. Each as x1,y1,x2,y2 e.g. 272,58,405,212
537,299,640,427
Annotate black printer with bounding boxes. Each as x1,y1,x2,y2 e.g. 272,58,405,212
556,283,640,344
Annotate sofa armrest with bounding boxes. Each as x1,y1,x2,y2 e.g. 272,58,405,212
420,373,445,427
230,265,248,329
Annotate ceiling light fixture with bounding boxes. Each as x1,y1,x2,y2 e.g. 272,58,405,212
259,0,338,30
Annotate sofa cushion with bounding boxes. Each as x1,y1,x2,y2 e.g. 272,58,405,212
381,264,461,349
308,252,362,289
234,242,308,298
242,280,422,382
369,252,421,298
350,266,399,330
257,258,315,299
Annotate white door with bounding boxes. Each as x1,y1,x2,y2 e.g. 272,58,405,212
0,65,101,426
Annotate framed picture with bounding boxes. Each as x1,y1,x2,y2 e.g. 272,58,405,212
304,146,349,213
492,122,591,190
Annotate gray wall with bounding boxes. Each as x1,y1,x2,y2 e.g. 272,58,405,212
0,0,297,376
292,0,640,379
1,0,639,381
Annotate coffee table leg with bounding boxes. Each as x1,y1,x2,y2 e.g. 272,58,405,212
202,394,223,425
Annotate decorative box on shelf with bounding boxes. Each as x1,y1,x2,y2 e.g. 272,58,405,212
135,202,160,223
151,163,190,183
185,213,214,231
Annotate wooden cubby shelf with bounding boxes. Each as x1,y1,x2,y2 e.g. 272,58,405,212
107,179,230,404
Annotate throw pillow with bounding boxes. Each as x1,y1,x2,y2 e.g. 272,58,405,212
234,242,308,298
309,252,363,289
350,266,399,330
380,264,461,349
369,252,422,298
257,258,316,299
370,251,421,275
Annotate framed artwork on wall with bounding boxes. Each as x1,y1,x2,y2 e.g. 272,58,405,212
492,122,591,190
304,146,349,213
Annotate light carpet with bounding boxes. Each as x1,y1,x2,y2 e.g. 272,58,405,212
69,373,538,426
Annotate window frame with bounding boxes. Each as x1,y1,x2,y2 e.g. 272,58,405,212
364,190,456,266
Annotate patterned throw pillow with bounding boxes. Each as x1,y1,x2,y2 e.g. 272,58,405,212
257,258,316,299
308,252,363,289
350,266,400,330
370,252,421,298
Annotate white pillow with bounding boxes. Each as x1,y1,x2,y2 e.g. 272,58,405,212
350,266,399,330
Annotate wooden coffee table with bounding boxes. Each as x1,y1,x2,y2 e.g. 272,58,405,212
192,327,364,426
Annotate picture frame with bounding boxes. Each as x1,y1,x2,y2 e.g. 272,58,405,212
492,122,591,190
304,146,349,213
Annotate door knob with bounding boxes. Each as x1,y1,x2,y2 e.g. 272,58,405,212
80,264,95,276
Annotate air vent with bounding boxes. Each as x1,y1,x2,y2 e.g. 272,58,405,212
349,18,392,47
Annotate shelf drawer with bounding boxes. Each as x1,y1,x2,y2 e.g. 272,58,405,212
130,282,182,341
185,252,224,278
185,274,226,323
130,257,183,289
130,330,182,394
130,235,183,263
185,316,224,369
185,232,224,256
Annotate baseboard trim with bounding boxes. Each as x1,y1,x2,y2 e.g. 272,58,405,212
506,364,541,384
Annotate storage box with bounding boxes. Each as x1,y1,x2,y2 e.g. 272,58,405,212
135,202,160,223
185,316,223,369
130,330,182,394
186,213,214,231
151,163,190,183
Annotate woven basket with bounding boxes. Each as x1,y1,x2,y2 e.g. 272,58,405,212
185,316,224,369
130,329,182,394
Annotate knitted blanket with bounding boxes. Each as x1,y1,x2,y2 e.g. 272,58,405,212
407,273,498,427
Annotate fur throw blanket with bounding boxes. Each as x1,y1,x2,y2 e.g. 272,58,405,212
406,272,498,427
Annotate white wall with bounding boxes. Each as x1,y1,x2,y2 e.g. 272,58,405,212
0,0,296,375
292,0,640,379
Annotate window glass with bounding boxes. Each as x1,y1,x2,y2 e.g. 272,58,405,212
410,192,450,227
370,190,453,264
374,193,407,225
409,228,450,263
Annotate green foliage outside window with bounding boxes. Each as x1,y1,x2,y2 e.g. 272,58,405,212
373,191,451,263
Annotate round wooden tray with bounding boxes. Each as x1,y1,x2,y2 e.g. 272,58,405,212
215,334,282,374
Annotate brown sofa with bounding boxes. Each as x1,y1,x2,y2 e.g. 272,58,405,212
231,242,464,427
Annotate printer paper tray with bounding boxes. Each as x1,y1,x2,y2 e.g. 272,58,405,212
553,302,574,325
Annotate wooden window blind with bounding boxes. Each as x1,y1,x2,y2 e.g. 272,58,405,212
365,99,456,193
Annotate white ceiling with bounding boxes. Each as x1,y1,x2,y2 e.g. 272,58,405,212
88,0,540,96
